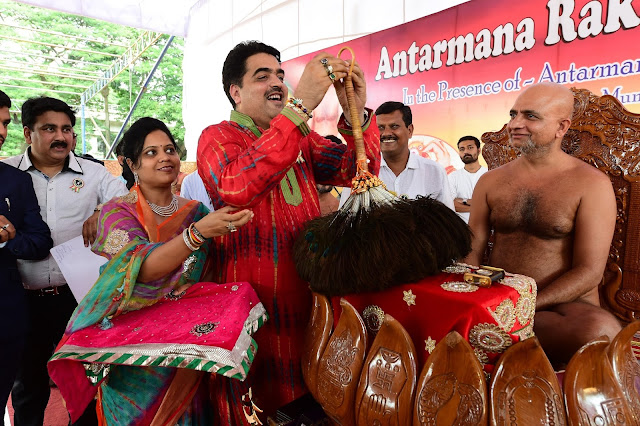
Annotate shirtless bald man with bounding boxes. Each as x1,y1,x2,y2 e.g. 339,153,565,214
466,82,621,365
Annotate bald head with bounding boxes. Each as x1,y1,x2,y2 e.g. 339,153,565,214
508,83,575,155
521,83,574,120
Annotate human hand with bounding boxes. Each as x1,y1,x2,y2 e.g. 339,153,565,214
294,53,350,111
334,60,367,124
82,211,100,247
194,206,253,238
0,215,15,243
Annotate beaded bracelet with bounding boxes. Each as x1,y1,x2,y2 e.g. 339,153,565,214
182,228,201,251
189,223,205,245
287,98,313,120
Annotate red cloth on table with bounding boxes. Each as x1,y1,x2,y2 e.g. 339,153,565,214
197,110,380,421
334,266,537,375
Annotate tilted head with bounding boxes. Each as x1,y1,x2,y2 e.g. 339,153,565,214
0,90,11,148
375,101,414,159
223,41,286,129
457,135,480,164
22,97,76,167
507,83,573,156
121,117,181,190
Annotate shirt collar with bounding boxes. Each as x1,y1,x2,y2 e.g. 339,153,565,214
381,150,419,171
230,110,262,138
17,147,81,174
406,150,420,169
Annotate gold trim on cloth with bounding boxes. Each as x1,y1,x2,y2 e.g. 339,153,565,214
501,274,537,298
442,263,472,274
362,305,384,335
104,229,130,255
403,289,416,306
441,281,478,293
52,303,268,381
121,191,138,204
469,323,512,354
473,347,489,365
516,292,536,325
512,324,535,341
488,299,517,332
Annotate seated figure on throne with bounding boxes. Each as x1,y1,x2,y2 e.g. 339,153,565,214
466,83,621,367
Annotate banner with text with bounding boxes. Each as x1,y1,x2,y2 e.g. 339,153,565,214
283,0,640,171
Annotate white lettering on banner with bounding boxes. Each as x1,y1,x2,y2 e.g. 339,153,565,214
399,60,640,106
545,0,640,45
374,18,534,81
376,0,640,81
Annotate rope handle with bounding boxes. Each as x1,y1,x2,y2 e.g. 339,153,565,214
338,47,367,171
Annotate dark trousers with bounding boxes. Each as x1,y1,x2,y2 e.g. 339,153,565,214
11,287,77,426
1,334,25,426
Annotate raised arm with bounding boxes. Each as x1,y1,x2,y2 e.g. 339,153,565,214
535,172,616,309
465,172,492,266
304,112,380,187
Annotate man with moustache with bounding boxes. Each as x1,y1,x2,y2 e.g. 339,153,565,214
339,101,454,208
466,82,620,366
197,41,380,421
2,97,126,425
448,135,487,223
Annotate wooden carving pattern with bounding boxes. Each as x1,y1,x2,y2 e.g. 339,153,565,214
316,299,367,426
564,338,635,424
454,384,483,426
577,398,630,425
357,315,417,426
301,293,332,400
481,88,640,321
621,350,640,421
417,373,456,424
416,374,483,425
362,347,407,425
495,371,565,426
317,329,356,409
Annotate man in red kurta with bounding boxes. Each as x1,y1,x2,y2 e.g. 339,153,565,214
197,41,379,423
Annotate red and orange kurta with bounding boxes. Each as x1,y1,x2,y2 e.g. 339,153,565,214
197,109,379,421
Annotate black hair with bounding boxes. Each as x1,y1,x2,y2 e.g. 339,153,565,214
21,97,76,129
120,117,179,189
222,41,281,108
375,101,412,127
0,90,10,109
458,135,480,149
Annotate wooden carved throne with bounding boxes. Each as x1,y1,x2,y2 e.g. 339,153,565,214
481,88,640,322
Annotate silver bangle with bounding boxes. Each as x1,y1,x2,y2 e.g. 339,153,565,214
182,228,199,251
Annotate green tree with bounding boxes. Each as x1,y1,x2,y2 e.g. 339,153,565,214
0,0,185,159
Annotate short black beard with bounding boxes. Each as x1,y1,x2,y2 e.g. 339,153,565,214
461,156,477,164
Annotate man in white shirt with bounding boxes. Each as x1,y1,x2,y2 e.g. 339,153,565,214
448,136,488,223
340,101,454,208
2,96,127,426
180,170,214,211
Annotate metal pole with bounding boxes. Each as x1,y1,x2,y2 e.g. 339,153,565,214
81,100,86,154
107,35,174,158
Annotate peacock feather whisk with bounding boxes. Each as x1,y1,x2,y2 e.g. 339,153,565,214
294,47,471,297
